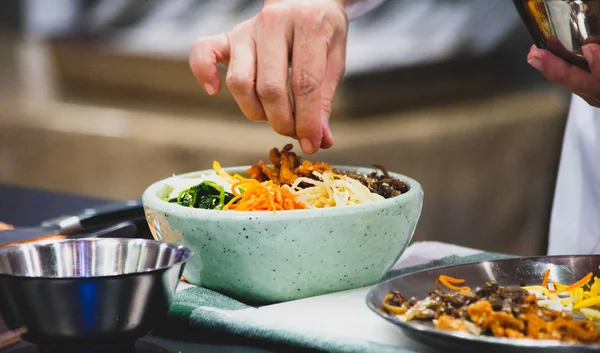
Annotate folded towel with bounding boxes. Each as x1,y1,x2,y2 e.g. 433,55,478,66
167,248,515,353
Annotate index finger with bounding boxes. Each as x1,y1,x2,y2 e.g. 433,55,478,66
291,31,327,154
189,33,231,95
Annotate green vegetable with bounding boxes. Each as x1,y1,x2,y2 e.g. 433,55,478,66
166,181,237,210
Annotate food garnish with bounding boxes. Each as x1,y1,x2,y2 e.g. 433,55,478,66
290,171,384,208
335,164,409,198
164,144,409,211
165,180,235,210
247,143,332,185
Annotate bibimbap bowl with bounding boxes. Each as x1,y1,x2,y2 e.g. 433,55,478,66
142,158,423,304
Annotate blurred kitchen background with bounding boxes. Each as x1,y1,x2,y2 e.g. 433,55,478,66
0,0,572,256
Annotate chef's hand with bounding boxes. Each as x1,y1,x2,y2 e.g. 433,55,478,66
189,0,349,154
528,44,600,107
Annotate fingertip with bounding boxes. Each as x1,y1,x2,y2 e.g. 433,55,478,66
528,57,543,72
320,115,334,149
300,137,323,155
299,138,315,154
527,44,537,57
321,133,334,149
204,82,216,95
582,44,600,67
296,118,324,154
527,45,547,61
527,47,562,73
190,60,221,95
199,77,222,95
189,33,230,95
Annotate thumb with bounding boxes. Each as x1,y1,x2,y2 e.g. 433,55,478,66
527,45,600,100
189,33,231,95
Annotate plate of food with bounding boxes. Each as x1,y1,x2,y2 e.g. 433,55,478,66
366,255,600,352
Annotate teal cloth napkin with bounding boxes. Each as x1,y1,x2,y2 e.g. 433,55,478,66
167,251,516,353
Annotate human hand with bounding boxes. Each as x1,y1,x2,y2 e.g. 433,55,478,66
527,43,600,107
189,0,349,155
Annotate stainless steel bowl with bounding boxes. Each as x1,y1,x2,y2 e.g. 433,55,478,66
0,238,193,348
513,0,600,69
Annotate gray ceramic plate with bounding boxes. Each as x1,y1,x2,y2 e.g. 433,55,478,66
366,255,600,353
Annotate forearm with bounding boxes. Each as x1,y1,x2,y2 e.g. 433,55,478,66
342,0,386,19
265,0,386,20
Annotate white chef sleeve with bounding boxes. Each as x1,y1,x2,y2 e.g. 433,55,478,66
547,94,600,255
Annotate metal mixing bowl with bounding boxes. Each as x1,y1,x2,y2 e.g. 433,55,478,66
0,238,193,348
513,0,600,69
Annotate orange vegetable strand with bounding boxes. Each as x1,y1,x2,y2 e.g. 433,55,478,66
438,275,471,292
562,272,593,292
223,180,304,211
542,269,551,289
542,269,593,294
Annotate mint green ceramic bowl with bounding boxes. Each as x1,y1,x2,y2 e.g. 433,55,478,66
142,166,423,304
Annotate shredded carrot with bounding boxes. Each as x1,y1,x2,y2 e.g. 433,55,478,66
223,180,305,211
562,272,594,292
382,294,408,315
438,275,471,293
231,180,252,196
440,275,466,284
542,269,551,289
542,269,594,294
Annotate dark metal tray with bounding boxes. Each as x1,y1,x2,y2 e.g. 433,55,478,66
367,255,600,353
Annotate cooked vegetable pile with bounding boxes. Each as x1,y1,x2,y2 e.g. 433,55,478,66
163,144,409,211
381,269,600,344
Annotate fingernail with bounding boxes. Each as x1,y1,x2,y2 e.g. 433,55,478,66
321,131,334,149
321,109,332,136
324,126,332,141
583,46,594,65
322,117,331,136
300,138,315,154
204,83,215,95
323,123,333,143
527,58,543,71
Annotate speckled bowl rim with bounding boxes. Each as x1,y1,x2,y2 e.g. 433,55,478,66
142,165,423,219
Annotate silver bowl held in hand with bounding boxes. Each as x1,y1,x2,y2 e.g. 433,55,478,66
513,0,600,69
0,238,193,347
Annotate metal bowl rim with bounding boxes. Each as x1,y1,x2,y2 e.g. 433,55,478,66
0,237,194,280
